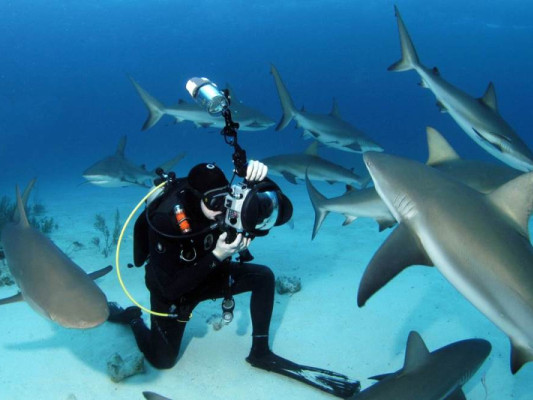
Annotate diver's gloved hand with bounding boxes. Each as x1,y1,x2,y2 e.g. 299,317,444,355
246,160,268,182
212,232,251,261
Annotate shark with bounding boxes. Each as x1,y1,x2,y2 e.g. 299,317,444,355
358,151,533,373
262,141,368,187
306,126,521,238
0,181,111,328
129,76,275,132
350,331,491,399
82,135,185,188
389,5,533,172
270,64,383,154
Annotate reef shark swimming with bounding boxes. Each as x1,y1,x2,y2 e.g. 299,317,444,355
0,181,111,328
349,331,491,399
389,5,533,172
130,76,275,131
270,64,383,154
82,135,185,188
358,151,533,374
306,126,521,238
262,141,368,187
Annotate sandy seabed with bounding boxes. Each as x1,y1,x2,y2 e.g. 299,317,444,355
0,176,532,400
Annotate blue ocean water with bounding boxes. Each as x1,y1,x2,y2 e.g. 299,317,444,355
1,0,533,399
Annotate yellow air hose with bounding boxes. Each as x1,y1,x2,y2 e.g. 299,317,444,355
115,180,181,319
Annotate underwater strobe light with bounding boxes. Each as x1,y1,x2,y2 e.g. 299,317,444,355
186,77,229,116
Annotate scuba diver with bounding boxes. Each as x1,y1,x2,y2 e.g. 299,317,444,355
107,78,360,397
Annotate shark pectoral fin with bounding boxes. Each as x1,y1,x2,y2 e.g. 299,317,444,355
357,224,433,307
444,388,467,400
342,216,357,226
488,172,533,240
88,265,113,280
472,128,512,151
304,130,319,139
281,171,298,184
0,292,24,305
510,339,533,374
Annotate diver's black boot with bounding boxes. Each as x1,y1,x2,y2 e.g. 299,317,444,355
246,350,360,398
107,302,142,325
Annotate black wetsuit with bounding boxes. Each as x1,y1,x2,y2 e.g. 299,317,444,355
131,179,275,369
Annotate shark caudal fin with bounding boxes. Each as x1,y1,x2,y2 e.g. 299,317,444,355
129,75,166,131
12,179,36,225
270,64,298,131
157,152,186,175
387,5,421,72
305,171,331,240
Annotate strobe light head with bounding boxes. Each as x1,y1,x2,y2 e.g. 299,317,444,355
186,77,229,116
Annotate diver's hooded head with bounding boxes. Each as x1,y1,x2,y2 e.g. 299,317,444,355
187,163,229,198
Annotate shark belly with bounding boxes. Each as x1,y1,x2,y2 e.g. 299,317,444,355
415,213,533,355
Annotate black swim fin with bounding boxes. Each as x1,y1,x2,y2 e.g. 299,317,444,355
246,352,360,398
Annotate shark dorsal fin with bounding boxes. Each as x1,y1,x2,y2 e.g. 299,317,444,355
403,331,430,373
330,98,342,119
304,141,319,156
15,186,30,228
425,126,460,166
487,172,533,240
479,82,498,113
431,66,440,76
116,136,127,157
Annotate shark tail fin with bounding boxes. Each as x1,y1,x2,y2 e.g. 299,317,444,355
305,172,329,240
129,75,166,131
157,152,186,175
270,64,297,131
12,179,36,225
387,5,421,72
14,186,30,228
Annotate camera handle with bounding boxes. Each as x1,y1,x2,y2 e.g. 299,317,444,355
221,106,248,178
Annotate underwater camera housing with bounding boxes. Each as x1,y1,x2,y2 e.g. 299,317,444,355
221,179,292,242
186,76,293,242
